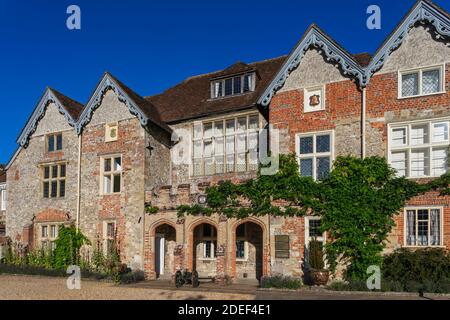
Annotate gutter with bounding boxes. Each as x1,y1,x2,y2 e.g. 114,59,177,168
76,134,82,231
361,88,367,159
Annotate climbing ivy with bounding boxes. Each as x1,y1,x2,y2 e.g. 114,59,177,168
176,154,448,281
53,226,90,269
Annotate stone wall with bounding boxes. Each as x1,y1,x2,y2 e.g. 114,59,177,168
6,102,78,242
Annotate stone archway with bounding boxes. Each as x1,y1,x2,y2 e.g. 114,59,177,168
191,222,218,278
154,223,176,279
233,221,264,281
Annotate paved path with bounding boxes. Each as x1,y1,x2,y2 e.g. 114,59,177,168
0,274,449,300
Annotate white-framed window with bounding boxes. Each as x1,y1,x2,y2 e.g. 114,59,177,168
235,223,248,261
103,220,117,254
39,223,60,250
0,188,6,211
304,216,326,266
42,163,66,198
200,224,217,260
192,113,260,176
105,123,118,142
304,85,325,113
404,207,442,247
389,119,449,178
398,65,445,98
296,131,333,180
47,133,63,152
100,156,122,194
211,73,255,98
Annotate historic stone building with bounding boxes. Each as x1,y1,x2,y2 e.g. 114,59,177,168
4,0,450,282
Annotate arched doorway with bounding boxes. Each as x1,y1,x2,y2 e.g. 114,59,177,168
234,221,263,281
193,223,217,278
154,224,176,279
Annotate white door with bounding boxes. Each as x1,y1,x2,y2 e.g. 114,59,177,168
155,234,165,276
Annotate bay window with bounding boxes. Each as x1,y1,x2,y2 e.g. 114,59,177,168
389,119,449,178
192,114,260,176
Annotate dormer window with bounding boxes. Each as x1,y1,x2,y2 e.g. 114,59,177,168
211,73,255,99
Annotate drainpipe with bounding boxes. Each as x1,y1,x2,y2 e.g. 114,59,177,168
76,134,82,231
361,87,367,159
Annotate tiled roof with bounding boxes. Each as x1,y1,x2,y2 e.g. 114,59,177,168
49,88,84,120
146,56,287,123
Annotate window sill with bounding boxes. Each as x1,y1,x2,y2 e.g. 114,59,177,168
304,108,326,113
236,258,248,262
199,258,216,261
192,170,257,179
403,245,445,248
397,91,446,100
100,192,122,196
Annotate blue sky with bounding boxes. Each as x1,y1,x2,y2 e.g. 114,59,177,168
0,0,448,163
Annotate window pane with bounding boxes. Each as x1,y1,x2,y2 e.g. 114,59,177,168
236,153,246,172
193,159,202,176
114,157,122,171
406,210,416,246
43,182,49,198
203,224,212,237
214,137,224,155
430,209,441,246
113,175,121,193
300,158,313,177
214,81,223,98
59,180,65,198
50,225,57,238
248,115,259,130
204,140,212,157
226,136,235,154
48,136,55,152
243,74,252,92
236,240,245,259
410,124,428,145
52,166,58,178
237,134,246,153
418,209,428,220
226,119,235,134
299,137,313,154
402,73,419,97
248,151,258,171
56,134,63,150
233,76,241,94
432,147,448,176
215,156,224,174
410,149,429,177
204,157,214,175
42,226,48,238
248,132,258,151
422,69,440,94
316,135,330,153
204,241,212,258
418,220,428,246
44,166,50,179
60,164,66,178
107,223,115,238
308,219,322,237
391,128,407,147
433,122,449,142
104,159,111,172
236,224,246,237
104,175,111,193
316,157,330,180
51,181,57,198
237,117,246,132
203,123,213,139
193,141,202,158
193,124,202,139
391,151,408,177
225,78,233,96
226,154,235,172
214,121,224,137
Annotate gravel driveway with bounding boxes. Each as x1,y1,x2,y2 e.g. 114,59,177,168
0,274,253,300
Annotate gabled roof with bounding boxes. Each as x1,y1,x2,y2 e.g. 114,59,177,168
258,0,450,107
75,72,172,134
258,24,366,107
17,87,83,147
146,56,287,123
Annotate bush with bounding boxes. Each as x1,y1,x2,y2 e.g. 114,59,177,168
119,270,146,284
260,275,302,289
383,248,450,293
